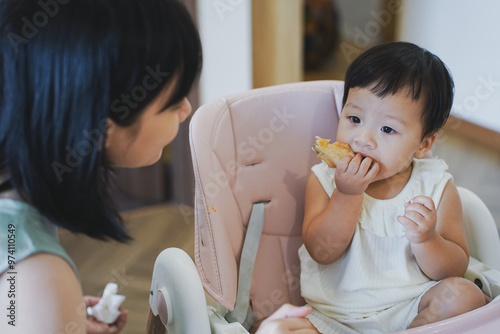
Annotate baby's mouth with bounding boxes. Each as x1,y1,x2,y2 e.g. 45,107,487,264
356,152,377,164
356,152,369,159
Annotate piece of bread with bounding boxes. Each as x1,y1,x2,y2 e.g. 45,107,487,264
312,136,354,168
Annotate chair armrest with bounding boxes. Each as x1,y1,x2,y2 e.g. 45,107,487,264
149,248,211,334
465,257,500,299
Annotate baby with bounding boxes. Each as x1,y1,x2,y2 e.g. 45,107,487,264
299,42,486,333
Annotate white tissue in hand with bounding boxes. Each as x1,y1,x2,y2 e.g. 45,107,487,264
89,283,126,324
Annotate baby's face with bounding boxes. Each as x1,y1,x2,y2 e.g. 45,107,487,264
337,86,429,183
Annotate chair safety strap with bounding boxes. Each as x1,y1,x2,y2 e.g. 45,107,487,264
225,201,268,328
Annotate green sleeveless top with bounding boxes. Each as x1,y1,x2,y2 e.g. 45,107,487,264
0,199,78,276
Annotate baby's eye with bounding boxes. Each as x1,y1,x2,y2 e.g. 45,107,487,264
349,116,361,123
381,126,396,134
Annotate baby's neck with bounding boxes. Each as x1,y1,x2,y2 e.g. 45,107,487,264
365,163,413,200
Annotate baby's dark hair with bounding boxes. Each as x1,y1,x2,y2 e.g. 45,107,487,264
342,42,454,138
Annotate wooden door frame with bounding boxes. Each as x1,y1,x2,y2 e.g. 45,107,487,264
171,0,199,207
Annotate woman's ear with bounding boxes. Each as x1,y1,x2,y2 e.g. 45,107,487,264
105,118,115,150
415,132,438,159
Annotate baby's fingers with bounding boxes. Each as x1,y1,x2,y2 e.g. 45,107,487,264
406,196,435,211
404,207,427,223
404,199,435,224
336,154,355,172
364,160,379,181
397,215,417,230
344,154,363,174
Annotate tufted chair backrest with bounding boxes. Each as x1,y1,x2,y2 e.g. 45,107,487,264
189,80,345,320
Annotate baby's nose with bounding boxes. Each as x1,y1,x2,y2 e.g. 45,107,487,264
354,130,376,149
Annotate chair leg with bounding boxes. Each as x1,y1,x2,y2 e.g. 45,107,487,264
146,309,166,334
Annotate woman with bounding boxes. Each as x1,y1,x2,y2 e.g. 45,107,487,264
0,0,313,332
0,0,200,332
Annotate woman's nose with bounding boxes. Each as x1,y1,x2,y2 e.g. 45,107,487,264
177,98,192,123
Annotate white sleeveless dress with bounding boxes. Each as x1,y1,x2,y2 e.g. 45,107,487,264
299,158,452,333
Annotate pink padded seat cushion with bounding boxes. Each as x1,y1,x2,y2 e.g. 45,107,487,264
189,80,344,320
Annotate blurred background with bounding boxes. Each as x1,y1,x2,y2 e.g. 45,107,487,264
62,1,500,332
110,0,500,224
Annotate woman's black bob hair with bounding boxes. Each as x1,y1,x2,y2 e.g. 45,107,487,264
0,0,202,241
342,41,454,138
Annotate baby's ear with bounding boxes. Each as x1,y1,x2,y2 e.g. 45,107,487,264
415,133,437,159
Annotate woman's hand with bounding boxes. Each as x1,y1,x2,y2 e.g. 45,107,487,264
84,296,128,334
255,304,317,334
335,154,379,195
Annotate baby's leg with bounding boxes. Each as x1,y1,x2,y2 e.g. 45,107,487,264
408,277,486,328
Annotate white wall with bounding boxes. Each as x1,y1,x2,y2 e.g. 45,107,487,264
397,0,500,133
197,0,253,104
335,0,385,46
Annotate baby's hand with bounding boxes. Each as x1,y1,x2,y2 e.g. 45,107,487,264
397,196,437,244
334,154,378,195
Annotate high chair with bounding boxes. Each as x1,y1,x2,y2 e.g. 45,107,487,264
147,80,500,334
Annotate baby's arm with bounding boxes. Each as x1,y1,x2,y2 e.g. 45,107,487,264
302,155,378,265
398,180,469,280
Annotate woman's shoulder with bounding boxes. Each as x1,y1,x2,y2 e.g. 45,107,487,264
0,253,85,333
0,198,79,276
